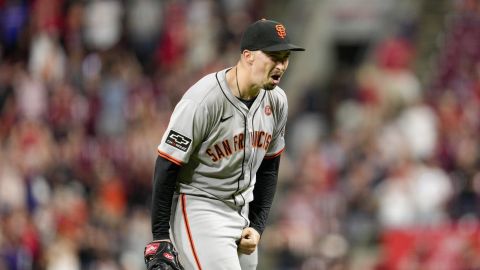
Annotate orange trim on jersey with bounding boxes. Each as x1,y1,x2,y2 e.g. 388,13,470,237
157,150,183,166
181,194,202,270
264,147,285,159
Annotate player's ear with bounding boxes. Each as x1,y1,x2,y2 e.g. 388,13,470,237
242,50,255,65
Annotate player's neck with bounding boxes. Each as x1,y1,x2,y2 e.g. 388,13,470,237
227,64,260,101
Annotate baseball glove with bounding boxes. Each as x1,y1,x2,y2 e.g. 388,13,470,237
144,240,184,270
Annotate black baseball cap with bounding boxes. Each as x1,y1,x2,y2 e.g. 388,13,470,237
240,19,305,52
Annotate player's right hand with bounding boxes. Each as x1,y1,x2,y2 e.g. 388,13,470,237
144,240,184,270
238,227,260,255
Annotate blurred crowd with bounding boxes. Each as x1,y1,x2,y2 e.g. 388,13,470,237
0,0,267,269
0,0,480,270
261,0,480,269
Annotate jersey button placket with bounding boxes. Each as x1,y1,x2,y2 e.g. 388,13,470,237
244,116,252,186
245,115,255,189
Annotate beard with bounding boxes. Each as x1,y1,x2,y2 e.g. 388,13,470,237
263,83,276,90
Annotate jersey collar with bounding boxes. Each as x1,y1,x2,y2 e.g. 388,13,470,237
218,68,266,114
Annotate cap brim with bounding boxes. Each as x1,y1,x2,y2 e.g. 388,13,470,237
261,43,305,52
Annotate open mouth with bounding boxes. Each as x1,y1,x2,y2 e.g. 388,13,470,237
271,74,281,84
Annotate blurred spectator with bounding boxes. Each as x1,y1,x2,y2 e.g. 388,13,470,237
0,157,26,211
396,102,438,161
95,54,129,137
126,0,163,72
14,70,48,121
83,0,123,51
0,0,29,52
29,32,66,84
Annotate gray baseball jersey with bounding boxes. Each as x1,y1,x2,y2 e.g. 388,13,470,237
157,67,287,206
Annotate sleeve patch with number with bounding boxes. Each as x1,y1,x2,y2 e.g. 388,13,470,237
165,130,192,152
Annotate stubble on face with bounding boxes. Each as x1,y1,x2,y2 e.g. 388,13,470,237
263,83,276,91
261,51,290,91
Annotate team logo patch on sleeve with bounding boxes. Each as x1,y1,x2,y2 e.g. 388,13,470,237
165,130,192,152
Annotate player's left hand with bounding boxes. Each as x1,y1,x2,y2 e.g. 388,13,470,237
144,240,184,270
238,227,260,255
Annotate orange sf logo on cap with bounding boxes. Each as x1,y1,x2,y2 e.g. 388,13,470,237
275,24,286,39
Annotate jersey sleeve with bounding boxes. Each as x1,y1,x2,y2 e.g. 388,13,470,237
265,98,288,158
157,99,207,165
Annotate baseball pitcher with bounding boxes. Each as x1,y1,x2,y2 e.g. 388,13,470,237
144,19,305,270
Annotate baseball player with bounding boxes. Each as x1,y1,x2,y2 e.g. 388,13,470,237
144,19,305,270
